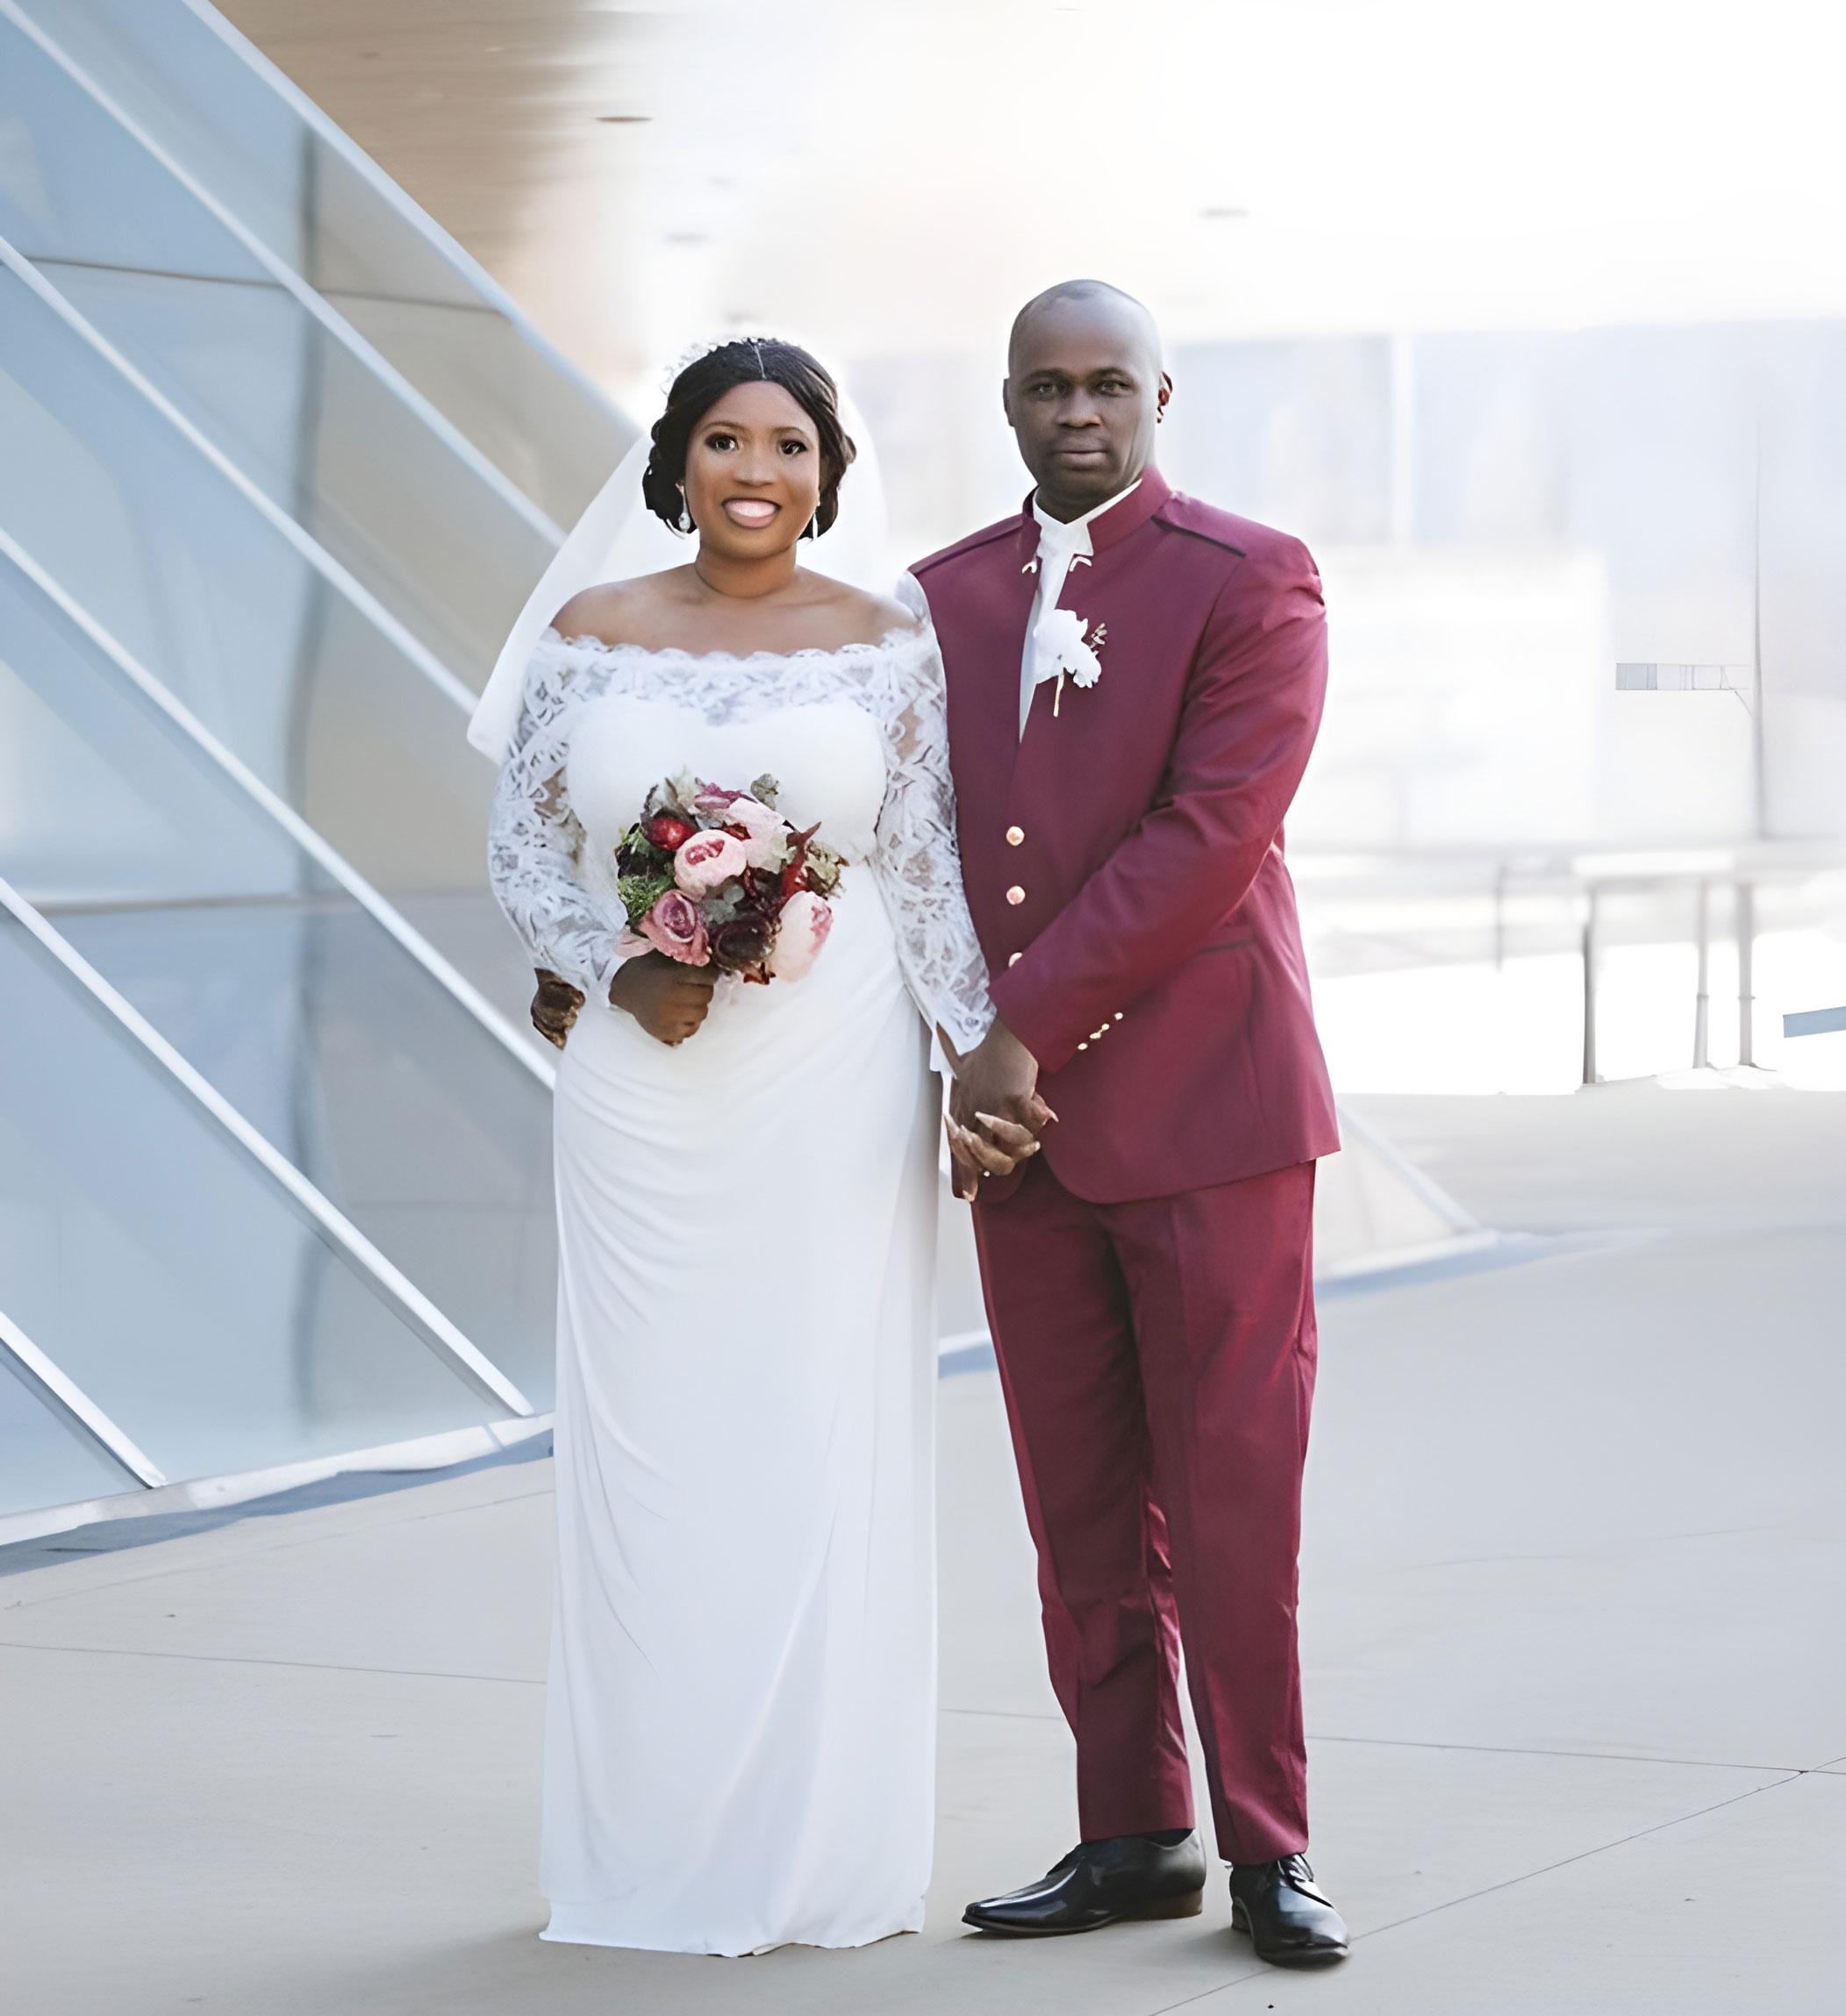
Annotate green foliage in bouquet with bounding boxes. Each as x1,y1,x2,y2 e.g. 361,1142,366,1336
802,840,845,899
616,851,674,929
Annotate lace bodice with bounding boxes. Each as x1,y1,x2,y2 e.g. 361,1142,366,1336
487,621,995,1057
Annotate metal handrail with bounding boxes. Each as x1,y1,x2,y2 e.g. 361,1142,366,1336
0,0,566,547
0,876,536,1419
1295,843,1845,1086
1572,867,1780,1085
0,528,555,1090
0,1305,166,1488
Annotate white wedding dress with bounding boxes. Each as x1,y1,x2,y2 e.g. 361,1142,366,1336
488,618,993,1955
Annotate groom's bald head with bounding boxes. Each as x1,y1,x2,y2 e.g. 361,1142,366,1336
1007,280,1163,376
1004,281,1170,518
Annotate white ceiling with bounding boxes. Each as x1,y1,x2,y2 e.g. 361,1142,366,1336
223,0,1846,408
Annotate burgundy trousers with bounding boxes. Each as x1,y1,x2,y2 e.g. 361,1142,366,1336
972,1154,1318,1864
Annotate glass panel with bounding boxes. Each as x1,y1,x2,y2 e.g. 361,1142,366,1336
0,16,558,688
0,548,558,1406
0,1344,140,1516
8,0,633,527
0,908,514,1484
326,290,633,533
0,261,502,915
0,11,259,282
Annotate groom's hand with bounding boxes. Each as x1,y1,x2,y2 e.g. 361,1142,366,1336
947,1019,1055,1198
531,969,584,1049
952,1018,1053,1133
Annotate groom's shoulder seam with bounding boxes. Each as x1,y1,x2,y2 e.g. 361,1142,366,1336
911,514,1025,576
1154,490,1256,558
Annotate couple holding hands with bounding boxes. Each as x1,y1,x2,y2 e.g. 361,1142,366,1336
469,278,1346,1969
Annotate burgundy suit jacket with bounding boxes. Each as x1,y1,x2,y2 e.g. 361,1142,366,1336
912,468,1339,1205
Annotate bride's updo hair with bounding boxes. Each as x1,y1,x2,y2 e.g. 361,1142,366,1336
643,339,857,538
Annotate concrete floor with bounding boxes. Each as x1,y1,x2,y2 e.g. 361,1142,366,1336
4,1089,1844,2014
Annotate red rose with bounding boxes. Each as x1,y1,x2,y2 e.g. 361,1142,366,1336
645,813,697,853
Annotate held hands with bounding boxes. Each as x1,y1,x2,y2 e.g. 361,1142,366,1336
944,1018,1056,1202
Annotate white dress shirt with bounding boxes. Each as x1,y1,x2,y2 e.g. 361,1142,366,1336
1019,480,1141,737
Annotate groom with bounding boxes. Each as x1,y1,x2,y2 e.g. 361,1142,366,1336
926,281,1347,1968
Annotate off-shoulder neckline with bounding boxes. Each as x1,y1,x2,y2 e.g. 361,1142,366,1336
540,622,928,669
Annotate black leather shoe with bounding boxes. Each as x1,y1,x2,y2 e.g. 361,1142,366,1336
963,1830,1207,1934
1227,1854,1349,1965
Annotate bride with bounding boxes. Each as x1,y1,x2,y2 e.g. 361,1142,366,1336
469,339,1027,1955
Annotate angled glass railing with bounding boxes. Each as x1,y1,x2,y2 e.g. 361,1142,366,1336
0,2,566,691
6,0,633,532
0,1308,158,1515
0,535,558,1407
0,240,547,1025
0,882,531,1487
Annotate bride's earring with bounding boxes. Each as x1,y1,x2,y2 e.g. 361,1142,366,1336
803,513,819,540
677,487,693,535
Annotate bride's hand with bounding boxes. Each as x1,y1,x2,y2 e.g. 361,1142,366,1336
944,1112,1042,1201
610,952,719,1046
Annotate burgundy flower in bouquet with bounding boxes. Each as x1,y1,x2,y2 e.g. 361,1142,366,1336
613,773,845,984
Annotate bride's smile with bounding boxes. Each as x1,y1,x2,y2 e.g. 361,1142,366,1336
538,361,912,665
682,378,822,564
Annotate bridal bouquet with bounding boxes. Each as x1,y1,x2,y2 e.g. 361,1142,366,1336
613,774,845,983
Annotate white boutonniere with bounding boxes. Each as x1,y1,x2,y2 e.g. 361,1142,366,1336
1033,607,1108,717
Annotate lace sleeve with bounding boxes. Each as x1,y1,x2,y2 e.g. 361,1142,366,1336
869,630,996,1058
486,633,624,1000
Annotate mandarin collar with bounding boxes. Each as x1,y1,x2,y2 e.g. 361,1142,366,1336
1086,465,1170,553
1012,465,1170,568
1031,478,1141,549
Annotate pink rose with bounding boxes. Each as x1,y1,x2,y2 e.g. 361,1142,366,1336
768,890,833,982
673,828,748,895
639,889,709,964
722,794,788,870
